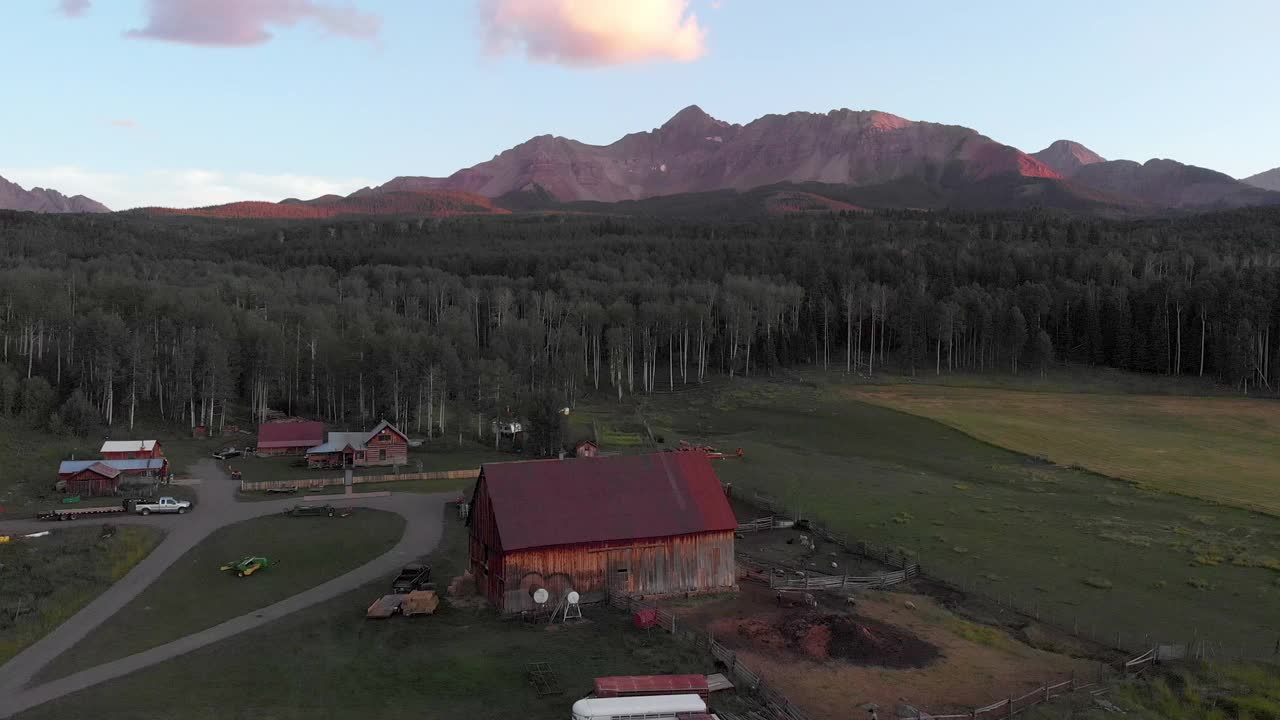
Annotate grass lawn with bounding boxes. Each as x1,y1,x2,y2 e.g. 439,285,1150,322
852,383,1280,515
1023,661,1280,719
18,511,744,720
0,525,164,664
38,509,405,681
614,375,1280,656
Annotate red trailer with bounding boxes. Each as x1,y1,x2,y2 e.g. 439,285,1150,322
593,675,710,702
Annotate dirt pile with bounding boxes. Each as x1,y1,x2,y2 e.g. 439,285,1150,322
737,612,938,668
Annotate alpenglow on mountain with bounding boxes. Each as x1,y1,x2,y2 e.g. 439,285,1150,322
0,175,110,213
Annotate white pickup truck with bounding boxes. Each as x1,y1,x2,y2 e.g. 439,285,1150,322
135,496,191,515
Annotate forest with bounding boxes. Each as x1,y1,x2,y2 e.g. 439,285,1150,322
0,206,1276,450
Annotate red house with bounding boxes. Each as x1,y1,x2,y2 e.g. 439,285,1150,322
574,439,599,458
99,440,163,460
257,421,326,456
62,462,122,497
468,452,737,614
305,420,409,469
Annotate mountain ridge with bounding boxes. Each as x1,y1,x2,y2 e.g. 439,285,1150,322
1244,167,1280,192
0,175,110,213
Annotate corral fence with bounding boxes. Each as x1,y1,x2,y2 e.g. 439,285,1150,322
768,563,920,592
608,592,812,720
239,468,478,493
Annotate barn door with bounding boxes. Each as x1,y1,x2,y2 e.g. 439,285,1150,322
606,548,633,600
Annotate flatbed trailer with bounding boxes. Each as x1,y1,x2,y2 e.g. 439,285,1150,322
366,593,406,619
39,502,128,521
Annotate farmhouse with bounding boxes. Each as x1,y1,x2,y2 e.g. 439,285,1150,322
305,420,408,468
58,458,170,481
468,452,738,614
256,420,326,456
59,462,122,497
99,440,163,460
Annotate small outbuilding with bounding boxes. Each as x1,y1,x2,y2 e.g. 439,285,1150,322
257,420,326,456
305,420,409,468
59,458,169,480
574,439,599,458
61,462,123,497
467,452,737,614
99,440,163,460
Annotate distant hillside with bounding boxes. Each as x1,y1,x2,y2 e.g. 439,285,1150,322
0,175,109,213
141,190,507,220
1031,140,1106,177
1244,167,1280,192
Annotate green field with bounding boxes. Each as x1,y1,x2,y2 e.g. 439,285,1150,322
1024,661,1280,719
18,511,740,720
853,384,1280,515
0,525,164,664
39,509,405,681
613,375,1280,656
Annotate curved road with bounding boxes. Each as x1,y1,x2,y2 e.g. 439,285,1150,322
0,459,448,718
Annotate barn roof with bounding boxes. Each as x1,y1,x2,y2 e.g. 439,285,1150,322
63,462,122,479
478,452,736,551
257,421,326,449
58,459,166,475
100,440,157,453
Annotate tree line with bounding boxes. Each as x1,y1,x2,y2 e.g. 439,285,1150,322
0,206,1276,449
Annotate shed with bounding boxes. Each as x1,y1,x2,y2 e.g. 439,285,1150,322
99,440,162,460
257,421,326,456
574,439,599,458
58,458,169,479
63,462,122,497
468,452,737,614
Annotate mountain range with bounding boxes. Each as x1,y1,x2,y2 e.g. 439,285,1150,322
7,106,1280,218
0,175,110,213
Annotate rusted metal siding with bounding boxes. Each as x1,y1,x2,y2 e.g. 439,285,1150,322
495,530,735,613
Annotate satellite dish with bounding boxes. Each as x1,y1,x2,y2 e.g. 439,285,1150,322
533,588,550,605
567,591,580,604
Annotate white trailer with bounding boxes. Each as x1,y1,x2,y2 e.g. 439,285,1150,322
571,693,708,720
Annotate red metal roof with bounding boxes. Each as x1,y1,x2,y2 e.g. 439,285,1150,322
479,452,737,551
594,675,709,697
82,462,122,479
257,421,326,449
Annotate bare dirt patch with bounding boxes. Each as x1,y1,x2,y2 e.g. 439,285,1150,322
726,612,938,668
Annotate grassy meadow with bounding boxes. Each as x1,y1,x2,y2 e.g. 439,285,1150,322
852,384,1280,515
0,525,164,664
606,374,1280,656
39,509,405,681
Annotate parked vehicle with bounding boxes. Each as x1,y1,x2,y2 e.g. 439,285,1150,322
571,694,707,720
134,496,191,515
39,501,128,521
212,448,242,460
391,563,433,594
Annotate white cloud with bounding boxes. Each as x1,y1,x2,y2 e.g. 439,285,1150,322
0,166,374,211
479,0,708,66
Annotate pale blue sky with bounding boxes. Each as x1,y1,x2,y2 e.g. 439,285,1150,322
1,0,1277,209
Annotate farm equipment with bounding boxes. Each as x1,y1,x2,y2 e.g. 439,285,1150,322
230,470,242,481
39,501,128,521
282,504,335,517
366,593,406,618
220,555,272,577
401,590,439,616
674,440,744,459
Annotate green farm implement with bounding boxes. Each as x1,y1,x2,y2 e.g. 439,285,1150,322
220,555,272,577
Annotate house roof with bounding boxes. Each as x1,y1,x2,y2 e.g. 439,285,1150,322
306,420,406,455
62,461,122,479
100,440,157,453
477,452,736,552
59,459,167,475
257,421,326,449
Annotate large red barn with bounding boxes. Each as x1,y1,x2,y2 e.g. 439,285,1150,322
468,452,738,614
256,421,326,456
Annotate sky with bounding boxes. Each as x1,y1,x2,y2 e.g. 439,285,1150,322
1,0,1278,210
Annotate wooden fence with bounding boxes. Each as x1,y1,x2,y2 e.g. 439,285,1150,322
239,468,479,493
769,564,920,592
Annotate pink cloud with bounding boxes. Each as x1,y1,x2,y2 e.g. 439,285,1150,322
125,0,381,47
480,0,708,66
59,0,91,17
110,119,140,129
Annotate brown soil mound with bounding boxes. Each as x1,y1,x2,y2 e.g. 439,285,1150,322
738,612,939,668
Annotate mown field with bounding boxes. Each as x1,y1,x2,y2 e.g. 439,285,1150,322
39,509,405,681
18,510,743,720
612,375,1280,656
853,384,1280,515
0,525,164,664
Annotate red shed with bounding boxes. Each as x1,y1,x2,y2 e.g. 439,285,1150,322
574,439,599,458
468,452,737,614
63,462,122,497
257,421,326,456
